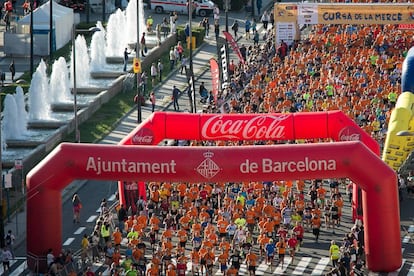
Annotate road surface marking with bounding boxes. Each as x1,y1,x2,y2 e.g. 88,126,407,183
311,257,330,275
407,262,414,275
273,256,292,274
292,257,312,275
74,227,86,235
87,215,98,222
9,261,26,276
108,194,116,201
255,260,269,275
63,237,75,246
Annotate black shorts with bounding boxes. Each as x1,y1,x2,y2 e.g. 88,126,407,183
180,241,186,248
233,262,240,269
248,265,256,272
219,232,226,238
200,259,206,265
279,253,285,259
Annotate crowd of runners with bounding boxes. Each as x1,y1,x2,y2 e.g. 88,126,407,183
48,5,413,275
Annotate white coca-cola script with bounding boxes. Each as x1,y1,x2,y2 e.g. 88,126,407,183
201,115,289,140
339,127,361,141
132,135,153,144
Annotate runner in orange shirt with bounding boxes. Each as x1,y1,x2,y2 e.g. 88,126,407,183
311,214,322,242
179,213,191,232
263,217,275,239
219,237,231,254
149,214,161,239
227,265,238,276
245,206,256,234
276,237,287,267
190,248,201,275
245,249,258,276
166,263,176,276
146,262,159,276
217,218,229,239
317,184,327,208
176,228,188,248
112,227,123,247
203,249,215,275
218,250,229,275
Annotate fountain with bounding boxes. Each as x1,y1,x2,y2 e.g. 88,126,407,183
2,86,59,152
71,35,90,88
50,57,72,107
105,9,127,58
90,21,107,72
28,59,50,121
28,60,73,128
14,87,28,136
3,94,25,140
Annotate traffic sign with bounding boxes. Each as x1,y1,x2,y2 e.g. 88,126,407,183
133,57,141,73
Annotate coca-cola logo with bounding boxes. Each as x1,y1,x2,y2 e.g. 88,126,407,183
132,128,154,145
124,181,138,191
201,115,289,140
338,126,361,141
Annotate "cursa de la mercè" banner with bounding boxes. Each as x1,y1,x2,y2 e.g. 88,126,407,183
277,3,414,25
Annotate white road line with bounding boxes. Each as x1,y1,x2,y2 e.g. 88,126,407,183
403,236,410,243
87,215,98,223
9,261,26,276
108,194,116,201
408,262,414,276
74,227,86,234
239,263,248,275
186,261,193,273
397,259,406,273
0,259,17,275
311,257,330,275
273,256,292,274
408,225,414,233
255,260,269,276
63,237,75,246
96,207,101,213
292,257,312,275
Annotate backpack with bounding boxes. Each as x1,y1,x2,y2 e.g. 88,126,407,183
5,234,11,245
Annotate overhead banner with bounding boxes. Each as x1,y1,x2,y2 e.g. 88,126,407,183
276,3,414,25
318,4,414,25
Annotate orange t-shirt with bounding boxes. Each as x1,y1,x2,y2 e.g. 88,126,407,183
246,252,258,266
112,231,122,245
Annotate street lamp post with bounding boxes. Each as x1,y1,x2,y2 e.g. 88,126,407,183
72,25,101,142
72,24,80,143
225,0,229,32
0,90,4,249
30,0,34,76
188,0,196,113
136,0,142,123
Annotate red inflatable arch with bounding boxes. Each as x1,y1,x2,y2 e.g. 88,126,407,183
117,111,378,220
26,111,401,273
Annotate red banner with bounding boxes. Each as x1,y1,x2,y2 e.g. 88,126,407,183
222,31,245,64
209,58,219,103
